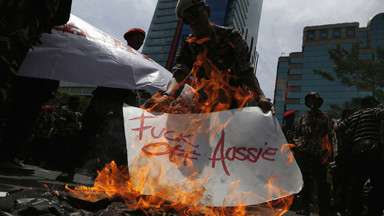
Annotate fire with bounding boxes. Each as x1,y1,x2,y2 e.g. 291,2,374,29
66,36,295,215
146,36,253,114
281,143,298,165
318,134,332,164
66,161,294,215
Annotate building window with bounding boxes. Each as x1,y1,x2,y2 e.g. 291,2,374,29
288,63,303,69
320,29,328,39
287,74,302,80
333,28,341,38
306,30,315,41
346,27,356,38
285,98,300,104
289,86,301,92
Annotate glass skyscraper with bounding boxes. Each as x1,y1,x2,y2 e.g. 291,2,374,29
274,13,384,124
142,0,263,72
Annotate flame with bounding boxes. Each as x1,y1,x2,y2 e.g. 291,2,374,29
318,134,331,164
66,36,294,215
146,36,253,114
281,143,296,165
66,161,294,215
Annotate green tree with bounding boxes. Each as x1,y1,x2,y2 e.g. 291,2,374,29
325,97,360,119
314,42,384,100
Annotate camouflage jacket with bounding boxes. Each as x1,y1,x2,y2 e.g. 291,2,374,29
282,123,296,145
173,24,255,89
296,110,336,160
35,106,57,139
53,105,82,137
0,0,71,100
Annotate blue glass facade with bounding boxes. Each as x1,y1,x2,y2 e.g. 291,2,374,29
142,0,179,68
274,13,384,124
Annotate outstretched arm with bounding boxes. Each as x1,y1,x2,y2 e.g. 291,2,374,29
231,30,274,114
245,73,274,114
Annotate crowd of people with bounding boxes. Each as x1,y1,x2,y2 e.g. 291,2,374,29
282,93,384,216
1,0,383,215
0,0,273,175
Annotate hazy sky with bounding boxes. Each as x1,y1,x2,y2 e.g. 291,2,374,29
71,0,384,98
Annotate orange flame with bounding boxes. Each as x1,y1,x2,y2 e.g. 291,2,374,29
66,161,294,215
146,36,253,114
318,134,331,164
281,143,296,165
66,36,294,215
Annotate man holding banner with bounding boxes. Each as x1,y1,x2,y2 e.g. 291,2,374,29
62,28,149,182
143,0,273,114
121,0,303,208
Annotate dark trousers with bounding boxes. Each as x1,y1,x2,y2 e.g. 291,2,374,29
298,153,331,216
331,155,350,211
76,93,137,171
346,148,384,216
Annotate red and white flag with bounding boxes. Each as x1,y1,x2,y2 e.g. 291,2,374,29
18,14,172,91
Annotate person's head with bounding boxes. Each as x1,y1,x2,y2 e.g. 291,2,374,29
176,0,211,37
124,28,146,50
305,92,323,110
361,95,378,108
283,110,295,124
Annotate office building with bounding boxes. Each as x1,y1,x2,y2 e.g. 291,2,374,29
274,13,384,124
58,82,94,96
142,0,263,71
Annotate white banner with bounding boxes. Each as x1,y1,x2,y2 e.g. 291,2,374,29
123,106,303,207
18,14,172,91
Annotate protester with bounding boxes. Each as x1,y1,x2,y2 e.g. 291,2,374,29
281,110,301,211
124,28,152,105
27,105,57,166
124,28,145,50
282,110,299,161
143,0,273,114
60,28,149,182
0,0,72,174
295,92,335,216
27,96,82,171
337,96,384,216
49,96,82,171
330,108,355,214
282,110,296,145
0,77,59,174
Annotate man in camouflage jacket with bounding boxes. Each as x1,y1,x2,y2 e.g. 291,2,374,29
144,0,273,114
295,92,336,216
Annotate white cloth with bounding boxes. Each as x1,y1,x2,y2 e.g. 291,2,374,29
18,14,172,91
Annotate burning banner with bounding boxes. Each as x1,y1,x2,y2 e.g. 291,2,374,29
17,14,172,91
123,106,303,207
